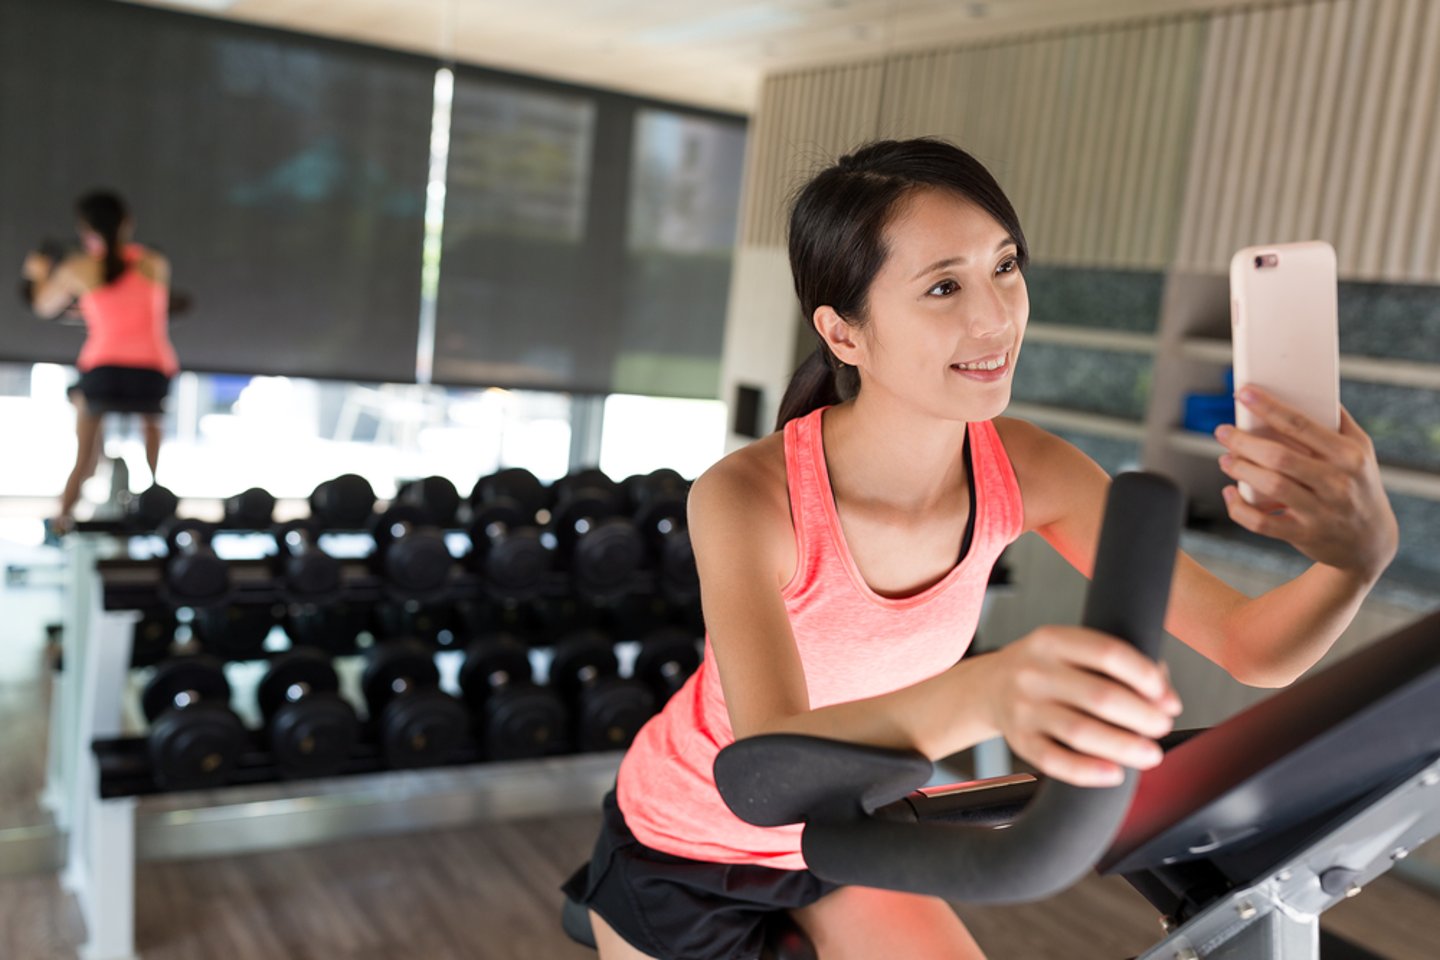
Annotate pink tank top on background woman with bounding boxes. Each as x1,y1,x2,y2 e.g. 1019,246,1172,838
616,406,1025,870
76,244,178,376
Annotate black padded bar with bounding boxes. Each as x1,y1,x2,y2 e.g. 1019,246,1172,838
873,774,1039,827
717,472,1184,904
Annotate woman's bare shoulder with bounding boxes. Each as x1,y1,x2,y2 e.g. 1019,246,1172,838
992,415,1109,531
690,431,789,521
687,431,794,578
135,247,170,283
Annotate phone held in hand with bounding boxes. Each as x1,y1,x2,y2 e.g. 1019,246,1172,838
1228,240,1340,508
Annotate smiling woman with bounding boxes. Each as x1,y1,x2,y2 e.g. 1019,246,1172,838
563,136,1400,960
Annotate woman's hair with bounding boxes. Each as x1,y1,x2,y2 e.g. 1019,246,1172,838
775,138,1029,429
75,190,130,286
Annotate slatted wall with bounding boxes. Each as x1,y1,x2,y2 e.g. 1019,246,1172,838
739,0,1440,281
877,18,1208,268
1174,0,1440,281
739,61,885,248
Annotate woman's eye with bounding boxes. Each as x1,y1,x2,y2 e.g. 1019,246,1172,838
927,279,959,297
997,257,1020,275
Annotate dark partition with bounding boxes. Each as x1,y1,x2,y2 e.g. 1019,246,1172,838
431,71,745,399
0,0,432,383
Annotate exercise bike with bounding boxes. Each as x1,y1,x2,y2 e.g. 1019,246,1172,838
565,473,1440,958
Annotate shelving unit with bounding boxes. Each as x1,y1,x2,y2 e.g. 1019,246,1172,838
1006,401,1146,442
1179,336,1440,391
1140,270,1440,511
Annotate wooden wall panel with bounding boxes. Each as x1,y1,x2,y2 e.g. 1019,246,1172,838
742,16,1207,268
1173,0,1440,281
741,0,1440,280
739,62,885,247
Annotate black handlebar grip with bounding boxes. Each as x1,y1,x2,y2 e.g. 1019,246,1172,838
799,471,1184,903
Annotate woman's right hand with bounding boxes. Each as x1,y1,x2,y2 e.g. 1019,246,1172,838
981,625,1182,787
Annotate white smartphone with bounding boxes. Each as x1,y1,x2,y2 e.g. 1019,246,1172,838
1229,240,1340,507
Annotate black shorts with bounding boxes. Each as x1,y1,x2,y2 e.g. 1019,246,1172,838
562,790,838,960
70,366,171,415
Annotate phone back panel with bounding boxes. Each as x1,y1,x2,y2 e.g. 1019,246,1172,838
1229,241,1340,503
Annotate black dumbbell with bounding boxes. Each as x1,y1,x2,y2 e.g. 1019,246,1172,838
370,505,455,600
620,467,687,516
256,648,358,779
455,597,539,644
272,519,342,600
222,487,276,529
396,475,461,528
192,604,276,661
531,595,604,646
361,640,468,769
549,631,656,753
547,470,644,599
125,484,179,531
285,601,367,657
309,473,376,529
161,519,229,606
131,607,178,668
459,633,569,760
623,470,699,606
470,467,549,525
372,601,456,647
467,498,551,601
141,656,248,790
633,627,703,706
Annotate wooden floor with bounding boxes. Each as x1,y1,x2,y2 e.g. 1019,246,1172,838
2,812,1437,960
2,543,1438,958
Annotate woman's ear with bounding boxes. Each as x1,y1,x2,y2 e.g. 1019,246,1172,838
813,306,863,366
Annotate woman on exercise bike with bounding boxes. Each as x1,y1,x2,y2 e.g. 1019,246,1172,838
564,138,1398,960
23,190,179,536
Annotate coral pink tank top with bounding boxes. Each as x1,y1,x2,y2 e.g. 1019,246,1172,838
616,406,1025,870
76,245,178,376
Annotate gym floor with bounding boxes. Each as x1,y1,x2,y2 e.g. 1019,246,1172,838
2,541,1439,960
1,819,1437,959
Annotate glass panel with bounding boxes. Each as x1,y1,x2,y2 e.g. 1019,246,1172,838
613,110,746,399
0,363,574,504
431,77,599,390
1012,342,1152,420
599,394,728,483
1024,265,1165,333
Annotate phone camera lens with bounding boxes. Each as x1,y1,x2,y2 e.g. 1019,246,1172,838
1254,255,1264,269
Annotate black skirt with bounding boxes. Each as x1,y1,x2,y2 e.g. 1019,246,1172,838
71,365,171,414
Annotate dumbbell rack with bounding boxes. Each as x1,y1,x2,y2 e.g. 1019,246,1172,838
56,533,676,960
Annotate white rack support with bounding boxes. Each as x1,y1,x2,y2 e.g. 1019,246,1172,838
62,583,141,960
42,534,103,830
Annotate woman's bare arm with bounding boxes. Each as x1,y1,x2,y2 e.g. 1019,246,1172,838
690,438,1177,785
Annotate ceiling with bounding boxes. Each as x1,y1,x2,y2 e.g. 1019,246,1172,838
123,0,1271,114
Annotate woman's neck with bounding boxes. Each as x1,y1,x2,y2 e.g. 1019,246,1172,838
821,393,971,513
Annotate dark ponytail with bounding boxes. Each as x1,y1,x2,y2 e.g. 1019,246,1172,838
75,190,129,286
775,346,859,429
775,138,1028,430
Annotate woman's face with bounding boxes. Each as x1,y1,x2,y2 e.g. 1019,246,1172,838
826,188,1029,422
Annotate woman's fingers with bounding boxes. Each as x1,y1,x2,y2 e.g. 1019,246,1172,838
1037,626,1180,713
1024,666,1175,741
1012,701,1166,787
1230,386,1341,459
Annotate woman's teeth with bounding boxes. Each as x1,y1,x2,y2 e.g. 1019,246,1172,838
953,355,1008,372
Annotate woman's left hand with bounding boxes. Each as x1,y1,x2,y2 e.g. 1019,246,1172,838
1214,385,1399,585
22,252,54,282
